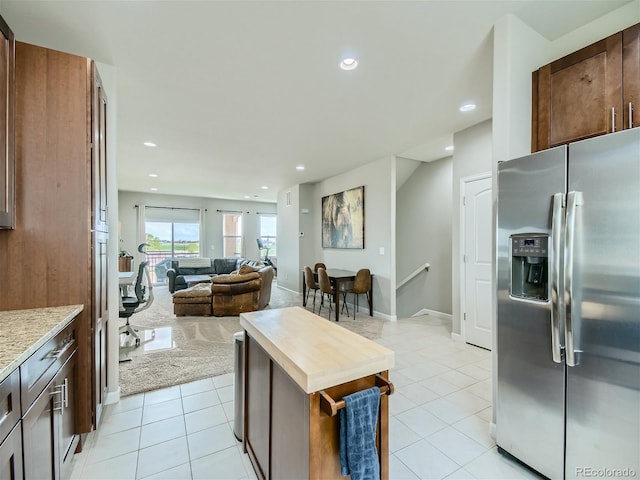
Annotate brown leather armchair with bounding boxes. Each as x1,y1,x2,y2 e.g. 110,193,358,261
211,264,275,315
212,272,262,316
172,263,275,317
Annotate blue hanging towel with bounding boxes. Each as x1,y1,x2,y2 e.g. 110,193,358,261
339,386,381,480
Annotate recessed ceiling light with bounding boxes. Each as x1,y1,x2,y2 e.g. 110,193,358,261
244,195,250,199
144,141,157,147
296,165,305,171
148,173,158,178
445,145,454,151
339,57,358,71
459,104,476,112
150,187,158,191
261,186,269,190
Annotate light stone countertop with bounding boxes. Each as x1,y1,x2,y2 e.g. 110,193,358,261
240,306,394,393
0,305,84,383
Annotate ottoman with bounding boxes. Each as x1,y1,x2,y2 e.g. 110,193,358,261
172,283,213,316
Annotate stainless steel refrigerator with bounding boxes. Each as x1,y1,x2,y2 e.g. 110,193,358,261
496,128,640,479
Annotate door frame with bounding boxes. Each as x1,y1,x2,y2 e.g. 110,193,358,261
459,172,492,346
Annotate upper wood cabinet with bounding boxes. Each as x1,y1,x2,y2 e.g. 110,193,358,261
0,41,109,436
623,23,640,130
532,23,639,152
0,15,15,229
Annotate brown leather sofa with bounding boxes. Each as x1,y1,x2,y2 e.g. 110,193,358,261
172,264,275,316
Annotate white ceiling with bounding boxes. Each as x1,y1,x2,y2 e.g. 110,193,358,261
1,1,630,203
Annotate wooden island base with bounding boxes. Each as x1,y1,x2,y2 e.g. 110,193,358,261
240,307,395,480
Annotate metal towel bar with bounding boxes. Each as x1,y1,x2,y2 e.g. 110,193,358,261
319,374,394,417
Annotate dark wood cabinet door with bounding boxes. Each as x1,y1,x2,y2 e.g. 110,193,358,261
22,383,57,480
533,33,623,151
0,424,22,480
245,335,271,480
7,41,96,435
58,353,79,480
623,23,640,130
270,362,309,479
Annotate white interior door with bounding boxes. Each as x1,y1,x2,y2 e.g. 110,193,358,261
463,175,492,349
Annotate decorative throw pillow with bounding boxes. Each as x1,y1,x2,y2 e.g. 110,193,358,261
238,264,260,275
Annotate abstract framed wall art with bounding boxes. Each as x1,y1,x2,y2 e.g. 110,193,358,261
321,186,364,249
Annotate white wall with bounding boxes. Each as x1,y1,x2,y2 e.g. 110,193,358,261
277,156,396,317
314,156,396,318
396,156,453,318
118,191,276,263
276,185,301,291
451,120,493,336
298,184,316,288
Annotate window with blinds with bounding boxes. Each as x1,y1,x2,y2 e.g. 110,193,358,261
144,207,202,282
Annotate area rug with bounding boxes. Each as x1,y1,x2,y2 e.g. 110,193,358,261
119,282,385,396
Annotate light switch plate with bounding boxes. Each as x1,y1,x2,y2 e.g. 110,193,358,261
379,247,385,255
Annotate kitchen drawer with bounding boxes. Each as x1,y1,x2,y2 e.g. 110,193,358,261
20,320,76,412
0,369,19,443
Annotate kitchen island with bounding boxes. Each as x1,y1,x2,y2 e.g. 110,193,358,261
240,306,394,480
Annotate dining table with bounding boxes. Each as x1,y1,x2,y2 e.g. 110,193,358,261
302,268,373,322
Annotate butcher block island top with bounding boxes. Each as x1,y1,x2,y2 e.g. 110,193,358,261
240,306,394,393
0,304,84,383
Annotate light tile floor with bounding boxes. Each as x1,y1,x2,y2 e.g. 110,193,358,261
71,314,541,479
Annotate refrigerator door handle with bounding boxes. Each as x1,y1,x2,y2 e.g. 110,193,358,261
550,193,565,363
565,191,583,367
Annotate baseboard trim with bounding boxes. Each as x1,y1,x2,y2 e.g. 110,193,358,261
276,285,299,294
489,421,497,440
374,311,396,321
105,386,121,405
411,308,453,321
451,332,463,342
330,301,396,322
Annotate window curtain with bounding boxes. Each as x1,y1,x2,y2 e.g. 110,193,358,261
199,208,206,257
136,204,146,264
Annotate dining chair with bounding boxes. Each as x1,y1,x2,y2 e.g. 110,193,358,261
350,268,371,319
317,267,336,319
317,267,350,320
303,266,320,313
313,262,326,272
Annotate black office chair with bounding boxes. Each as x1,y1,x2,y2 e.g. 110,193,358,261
119,260,154,347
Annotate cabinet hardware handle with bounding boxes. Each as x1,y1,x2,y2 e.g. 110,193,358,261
50,386,64,415
49,386,63,396
611,107,616,133
63,378,69,408
47,339,74,360
630,102,634,129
